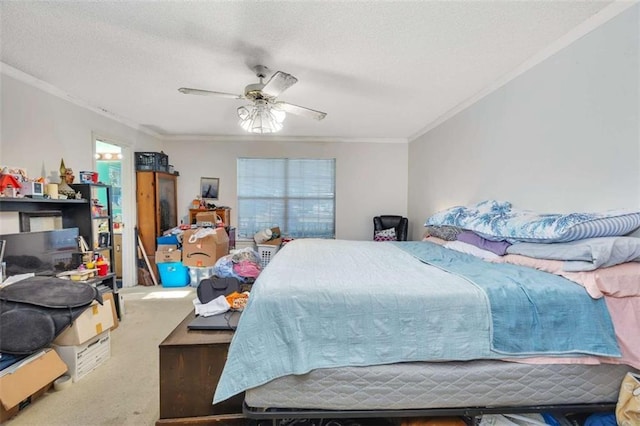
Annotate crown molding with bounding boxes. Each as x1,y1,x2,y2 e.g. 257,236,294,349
159,134,408,144
1,62,163,139
408,0,638,143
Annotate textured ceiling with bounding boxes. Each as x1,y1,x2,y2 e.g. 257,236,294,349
0,1,623,141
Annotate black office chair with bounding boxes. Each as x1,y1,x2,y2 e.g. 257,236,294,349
373,215,408,241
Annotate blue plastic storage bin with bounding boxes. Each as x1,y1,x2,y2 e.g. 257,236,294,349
157,262,190,287
157,235,179,246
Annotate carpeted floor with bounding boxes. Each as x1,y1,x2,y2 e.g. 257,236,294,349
6,285,196,426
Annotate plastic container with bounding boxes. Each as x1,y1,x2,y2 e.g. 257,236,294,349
157,262,190,287
135,151,169,172
257,244,280,268
188,266,215,288
157,235,179,246
96,260,109,276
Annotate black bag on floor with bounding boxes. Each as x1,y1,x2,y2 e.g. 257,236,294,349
0,276,102,354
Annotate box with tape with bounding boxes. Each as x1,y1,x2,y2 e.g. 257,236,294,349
53,298,114,346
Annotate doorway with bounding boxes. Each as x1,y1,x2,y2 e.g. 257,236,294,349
94,137,135,287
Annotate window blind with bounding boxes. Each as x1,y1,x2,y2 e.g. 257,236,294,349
237,158,336,239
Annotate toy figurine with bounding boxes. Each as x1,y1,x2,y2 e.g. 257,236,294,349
57,158,77,199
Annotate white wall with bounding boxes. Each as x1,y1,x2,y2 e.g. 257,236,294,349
163,139,408,241
1,73,161,179
1,72,164,286
408,4,640,241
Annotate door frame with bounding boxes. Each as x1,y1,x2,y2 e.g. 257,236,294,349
93,132,137,287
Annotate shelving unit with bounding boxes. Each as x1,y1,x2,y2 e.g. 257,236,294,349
0,188,121,319
70,183,115,269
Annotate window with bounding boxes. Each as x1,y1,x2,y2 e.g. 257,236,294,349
237,158,335,239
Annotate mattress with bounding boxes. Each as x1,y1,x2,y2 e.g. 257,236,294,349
245,359,636,411
214,240,622,404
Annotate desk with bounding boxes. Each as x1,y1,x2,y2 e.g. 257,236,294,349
156,311,245,425
188,208,230,227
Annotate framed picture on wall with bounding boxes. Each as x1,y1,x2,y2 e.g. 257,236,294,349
200,177,220,201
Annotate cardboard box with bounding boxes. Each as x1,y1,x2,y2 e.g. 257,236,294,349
157,244,178,251
103,292,119,331
0,349,67,422
53,299,115,346
155,248,182,263
195,211,217,227
261,227,282,246
182,227,229,267
53,331,111,382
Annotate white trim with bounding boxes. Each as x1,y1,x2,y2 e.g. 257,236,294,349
408,0,639,142
160,134,408,144
0,62,162,139
92,132,137,288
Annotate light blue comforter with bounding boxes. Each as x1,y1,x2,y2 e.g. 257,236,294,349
213,239,620,404
394,242,620,355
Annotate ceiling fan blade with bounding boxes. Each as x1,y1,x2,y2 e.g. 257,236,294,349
261,71,298,98
178,87,244,99
274,101,327,121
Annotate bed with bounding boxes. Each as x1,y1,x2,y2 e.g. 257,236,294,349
213,235,640,421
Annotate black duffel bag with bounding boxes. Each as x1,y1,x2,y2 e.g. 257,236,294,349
0,276,102,354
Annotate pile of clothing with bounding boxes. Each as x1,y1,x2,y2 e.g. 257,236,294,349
213,247,262,282
191,247,263,317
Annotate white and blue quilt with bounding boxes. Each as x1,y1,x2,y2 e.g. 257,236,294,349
212,239,620,404
425,200,640,243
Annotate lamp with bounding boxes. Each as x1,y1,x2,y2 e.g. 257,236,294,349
237,99,286,134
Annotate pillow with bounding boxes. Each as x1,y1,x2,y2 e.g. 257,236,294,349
424,225,463,241
426,200,640,243
506,237,640,272
456,231,511,255
374,227,397,241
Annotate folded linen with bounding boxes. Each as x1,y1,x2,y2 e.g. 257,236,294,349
457,230,511,255
506,237,640,272
494,253,640,299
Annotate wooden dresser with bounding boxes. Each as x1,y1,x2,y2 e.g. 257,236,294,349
156,311,245,425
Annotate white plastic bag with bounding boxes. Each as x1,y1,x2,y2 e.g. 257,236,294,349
479,414,546,426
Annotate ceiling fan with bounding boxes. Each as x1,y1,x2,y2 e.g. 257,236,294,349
178,65,327,133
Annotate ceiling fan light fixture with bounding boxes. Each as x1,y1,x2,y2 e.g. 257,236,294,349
237,101,286,134
181,65,326,133
237,106,250,121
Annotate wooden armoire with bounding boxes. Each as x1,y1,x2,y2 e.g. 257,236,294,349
136,171,178,273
